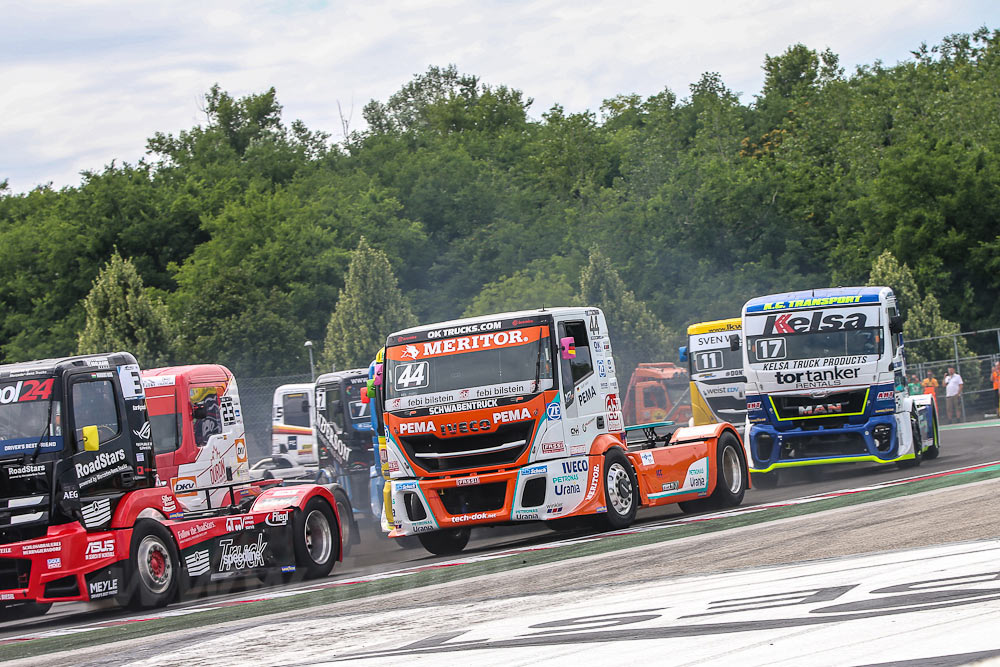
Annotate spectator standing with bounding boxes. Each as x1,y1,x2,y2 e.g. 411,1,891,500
922,370,939,393
944,366,963,423
907,374,922,396
992,361,1000,414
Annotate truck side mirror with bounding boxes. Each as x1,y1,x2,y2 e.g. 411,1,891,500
678,345,688,362
373,362,384,387
559,336,576,361
82,425,100,451
889,314,903,334
729,334,741,352
364,378,376,401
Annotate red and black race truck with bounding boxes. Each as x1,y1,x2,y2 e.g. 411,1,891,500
0,353,341,618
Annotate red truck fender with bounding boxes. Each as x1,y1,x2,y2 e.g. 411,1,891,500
111,487,184,528
251,484,343,561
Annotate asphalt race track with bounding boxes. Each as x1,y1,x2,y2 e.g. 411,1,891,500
2,422,998,664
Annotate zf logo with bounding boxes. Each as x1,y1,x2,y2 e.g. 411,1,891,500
764,311,868,335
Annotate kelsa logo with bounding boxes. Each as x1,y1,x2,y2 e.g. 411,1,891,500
876,391,894,401
0,379,53,404
764,311,868,335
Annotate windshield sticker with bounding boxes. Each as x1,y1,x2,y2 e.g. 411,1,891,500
388,326,544,361
141,375,176,388
388,381,536,410
0,379,54,404
117,364,144,399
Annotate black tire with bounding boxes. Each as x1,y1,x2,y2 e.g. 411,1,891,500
0,601,51,621
923,406,941,460
752,469,780,489
332,489,354,558
293,497,339,579
595,448,638,530
121,520,180,610
678,432,747,513
417,528,471,556
898,417,923,469
393,535,422,550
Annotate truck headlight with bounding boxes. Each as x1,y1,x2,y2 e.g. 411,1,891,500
873,423,892,451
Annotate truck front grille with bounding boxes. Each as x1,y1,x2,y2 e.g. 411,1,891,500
398,422,533,473
773,388,869,422
437,482,508,514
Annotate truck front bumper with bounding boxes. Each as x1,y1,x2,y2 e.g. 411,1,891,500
388,455,604,536
747,415,913,473
0,522,126,605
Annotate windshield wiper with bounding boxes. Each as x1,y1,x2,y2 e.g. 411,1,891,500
531,334,545,394
25,398,56,465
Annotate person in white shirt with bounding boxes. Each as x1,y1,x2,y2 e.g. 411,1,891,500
944,366,963,423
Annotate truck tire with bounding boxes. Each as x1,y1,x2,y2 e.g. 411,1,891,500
122,520,180,610
332,488,354,558
923,406,941,460
293,497,339,579
679,432,747,513
897,417,923,469
596,448,638,530
0,601,51,621
417,528,471,556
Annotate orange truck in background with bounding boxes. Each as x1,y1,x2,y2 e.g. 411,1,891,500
623,362,693,426
374,307,750,556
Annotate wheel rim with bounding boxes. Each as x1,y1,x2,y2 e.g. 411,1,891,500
605,462,633,516
137,535,172,594
722,446,742,494
304,509,333,564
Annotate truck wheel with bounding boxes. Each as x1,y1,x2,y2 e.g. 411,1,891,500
679,432,747,513
293,497,339,579
597,448,638,530
0,601,51,621
332,489,354,558
898,418,923,469
123,520,180,610
752,470,780,489
417,528,471,556
923,407,941,460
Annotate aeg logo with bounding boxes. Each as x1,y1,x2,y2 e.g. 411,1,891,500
764,311,868,335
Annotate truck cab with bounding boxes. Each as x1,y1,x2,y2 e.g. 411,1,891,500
313,370,374,516
379,307,748,555
0,353,341,615
271,383,317,465
142,365,250,511
679,318,747,428
742,287,939,484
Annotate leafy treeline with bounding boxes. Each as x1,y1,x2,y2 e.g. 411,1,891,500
3,29,999,377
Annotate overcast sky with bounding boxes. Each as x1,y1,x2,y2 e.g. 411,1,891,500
2,1,997,193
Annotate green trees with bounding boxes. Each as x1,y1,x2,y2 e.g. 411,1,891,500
579,248,675,381
77,252,171,367
321,238,417,371
3,29,1000,374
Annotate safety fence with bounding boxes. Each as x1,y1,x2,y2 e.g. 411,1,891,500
237,373,312,462
905,328,1000,424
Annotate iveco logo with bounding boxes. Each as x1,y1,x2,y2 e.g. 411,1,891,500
797,402,845,416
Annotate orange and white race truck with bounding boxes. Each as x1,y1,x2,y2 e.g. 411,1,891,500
376,307,750,555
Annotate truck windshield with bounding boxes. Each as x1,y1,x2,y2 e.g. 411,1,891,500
343,381,370,422
747,327,883,364
0,378,62,456
385,326,553,407
690,346,743,374
282,392,310,427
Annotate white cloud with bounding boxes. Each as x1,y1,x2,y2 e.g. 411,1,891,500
1,0,997,192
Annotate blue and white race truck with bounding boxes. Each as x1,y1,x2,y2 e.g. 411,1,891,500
740,286,939,486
